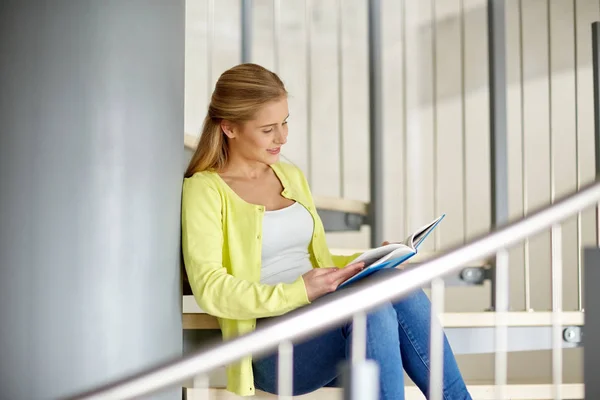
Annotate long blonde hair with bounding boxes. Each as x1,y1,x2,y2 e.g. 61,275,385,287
185,63,288,178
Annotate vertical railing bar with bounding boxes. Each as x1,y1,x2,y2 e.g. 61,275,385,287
547,13,561,396
272,0,280,73
401,0,409,238
460,0,468,244
192,374,210,400
573,0,583,311
345,311,378,400
351,313,367,364
337,0,345,199
548,0,555,205
487,0,510,311
494,249,509,400
277,341,293,400
368,0,385,247
305,0,313,185
241,0,252,63
207,0,215,100
551,224,563,400
518,0,532,312
429,278,445,400
592,22,600,246
432,0,440,251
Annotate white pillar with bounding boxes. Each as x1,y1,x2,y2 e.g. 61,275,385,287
0,1,184,398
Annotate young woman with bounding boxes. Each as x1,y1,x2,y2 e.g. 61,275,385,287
182,63,472,399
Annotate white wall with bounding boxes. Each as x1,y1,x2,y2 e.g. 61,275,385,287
184,0,599,385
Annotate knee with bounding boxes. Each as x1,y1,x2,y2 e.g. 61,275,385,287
358,303,401,350
365,302,397,333
392,288,431,320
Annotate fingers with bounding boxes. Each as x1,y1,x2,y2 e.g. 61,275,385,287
309,263,365,293
348,261,365,270
313,267,340,275
331,262,364,285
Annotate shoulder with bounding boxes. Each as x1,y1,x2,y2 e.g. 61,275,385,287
182,170,224,204
184,170,220,189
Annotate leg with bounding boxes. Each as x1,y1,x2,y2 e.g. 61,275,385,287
345,303,406,400
253,304,408,400
252,320,347,396
392,288,472,400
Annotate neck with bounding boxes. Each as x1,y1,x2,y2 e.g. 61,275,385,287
221,153,272,180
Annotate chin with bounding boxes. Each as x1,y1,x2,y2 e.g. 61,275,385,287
262,152,280,164
265,155,280,164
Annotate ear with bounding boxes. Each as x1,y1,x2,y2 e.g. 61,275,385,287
221,120,236,139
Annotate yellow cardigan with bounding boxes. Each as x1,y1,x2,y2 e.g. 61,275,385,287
181,161,361,396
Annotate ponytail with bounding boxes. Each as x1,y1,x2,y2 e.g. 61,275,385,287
185,116,229,177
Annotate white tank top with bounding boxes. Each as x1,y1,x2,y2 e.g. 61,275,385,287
260,202,315,285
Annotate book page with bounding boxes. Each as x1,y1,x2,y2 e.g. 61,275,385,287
408,214,445,249
338,214,445,289
346,215,445,268
369,245,414,267
348,243,406,267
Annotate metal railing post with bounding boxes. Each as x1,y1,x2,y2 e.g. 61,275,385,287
574,1,584,312
592,21,600,245
305,0,313,185
337,0,345,199
583,23,600,400
517,0,533,312
272,0,280,73
340,313,379,400
584,248,600,398
207,0,215,98
368,0,384,248
278,341,293,399
429,279,445,400
241,0,252,63
551,224,564,399
487,0,510,311
494,249,509,399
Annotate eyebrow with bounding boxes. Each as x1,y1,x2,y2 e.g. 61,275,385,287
258,114,290,128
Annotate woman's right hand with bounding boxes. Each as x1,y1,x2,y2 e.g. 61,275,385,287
301,262,365,302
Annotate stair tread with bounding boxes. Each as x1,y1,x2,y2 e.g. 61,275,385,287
182,295,584,329
186,383,584,399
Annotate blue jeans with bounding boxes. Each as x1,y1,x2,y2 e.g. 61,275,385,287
252,271,472,400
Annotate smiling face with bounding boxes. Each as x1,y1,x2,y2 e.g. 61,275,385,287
221,97,289,166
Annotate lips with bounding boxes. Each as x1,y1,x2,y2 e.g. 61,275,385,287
267,147,281,155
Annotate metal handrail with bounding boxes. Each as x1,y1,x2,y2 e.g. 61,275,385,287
67,180,600,400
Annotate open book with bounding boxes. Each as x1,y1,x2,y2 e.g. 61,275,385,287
337,214,445,289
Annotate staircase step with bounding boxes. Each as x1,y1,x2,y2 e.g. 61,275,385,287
181,297,584,330
185,384,584,399
441,311,584,327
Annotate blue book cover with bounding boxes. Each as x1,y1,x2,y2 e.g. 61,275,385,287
337,214,445,289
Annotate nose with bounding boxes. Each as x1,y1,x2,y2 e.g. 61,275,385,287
275,126,287,145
